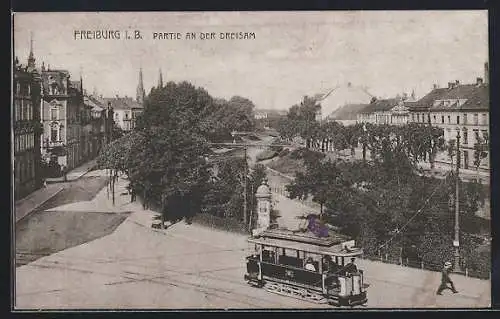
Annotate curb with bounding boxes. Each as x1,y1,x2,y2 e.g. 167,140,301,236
15,188,64,223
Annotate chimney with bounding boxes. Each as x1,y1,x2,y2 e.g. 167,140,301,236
484,62,489,84
433,83,438,89
476,77,483,86
448,82,454,89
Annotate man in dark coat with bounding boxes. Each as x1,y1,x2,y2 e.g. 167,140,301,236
436,261,458,295
344,257,358,274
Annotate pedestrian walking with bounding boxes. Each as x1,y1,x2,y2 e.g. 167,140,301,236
436,261,458,295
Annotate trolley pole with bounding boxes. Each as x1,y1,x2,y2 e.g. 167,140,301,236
454,130,461,272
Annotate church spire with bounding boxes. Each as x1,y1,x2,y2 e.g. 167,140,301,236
158,68,163,88
27,32,36,70
136,67,145,104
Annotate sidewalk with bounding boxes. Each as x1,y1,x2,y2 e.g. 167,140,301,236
15,184,64,223
15,159,98,223
46,159,98,183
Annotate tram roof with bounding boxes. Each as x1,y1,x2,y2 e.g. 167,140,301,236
248,237,363,258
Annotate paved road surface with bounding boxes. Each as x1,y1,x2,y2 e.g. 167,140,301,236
15,175,490,309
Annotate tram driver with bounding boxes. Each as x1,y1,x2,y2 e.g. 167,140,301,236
343,257,358,275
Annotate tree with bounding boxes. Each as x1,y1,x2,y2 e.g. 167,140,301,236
278,95,321,147
446,138,457,168
287,157,347,219
128,81,214,221
473,134,489,171
287,142,487,270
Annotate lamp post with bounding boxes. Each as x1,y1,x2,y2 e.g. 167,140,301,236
453,130,461,272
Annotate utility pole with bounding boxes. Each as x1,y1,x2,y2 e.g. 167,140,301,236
243,145,248,231
454,130,461,272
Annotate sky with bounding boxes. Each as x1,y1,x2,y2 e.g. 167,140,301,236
13,11,488,110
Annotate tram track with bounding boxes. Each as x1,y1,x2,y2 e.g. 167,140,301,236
17,260,295,308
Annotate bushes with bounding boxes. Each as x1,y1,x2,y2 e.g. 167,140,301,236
256,149,279,161
191,213,247,234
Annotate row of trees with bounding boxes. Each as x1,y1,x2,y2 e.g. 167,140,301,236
97,81,258,223
278,96,488,171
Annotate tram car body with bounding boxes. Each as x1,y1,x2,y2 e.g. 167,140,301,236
244,229,368,307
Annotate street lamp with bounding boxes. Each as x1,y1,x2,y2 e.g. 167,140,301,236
453,130,461,272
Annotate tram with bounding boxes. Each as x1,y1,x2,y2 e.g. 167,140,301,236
244,228,368,307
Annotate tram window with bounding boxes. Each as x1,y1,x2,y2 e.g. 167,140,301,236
280,248,296,257
262,249,275,263
279,249,303,268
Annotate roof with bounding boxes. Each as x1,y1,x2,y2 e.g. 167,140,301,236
84,96,104,112
327,103,370,120
261,228,348,246
315,83,373,120
248,236,363,258
97,96,144,110
359,98,399,114
410,84,489,111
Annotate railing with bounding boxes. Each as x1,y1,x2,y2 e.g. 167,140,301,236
361,252,490,280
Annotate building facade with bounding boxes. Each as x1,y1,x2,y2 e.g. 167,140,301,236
40,68,85,171
315,82,374,121
409,73,489,170
98,96,143,131
13,56,43,199
357,94,413,126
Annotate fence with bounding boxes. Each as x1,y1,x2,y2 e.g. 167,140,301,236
362,251,490,280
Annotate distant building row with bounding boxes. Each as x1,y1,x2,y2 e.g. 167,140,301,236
321,63,490,170
13,40,145,200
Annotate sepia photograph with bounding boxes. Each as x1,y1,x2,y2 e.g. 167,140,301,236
12,11,490,309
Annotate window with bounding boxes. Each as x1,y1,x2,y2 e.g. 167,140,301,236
482,114,487,125
463,114,468,125
51,125,58,142
50,108,58,121
456,115,460,124
20,100,24,121
462,128,468,144
474,113,478,125
26,101,31,121
441,115,445,124
417,114,420,123
14,101,19,122
433,115,436,123
448,115,451,124
16,82,20,95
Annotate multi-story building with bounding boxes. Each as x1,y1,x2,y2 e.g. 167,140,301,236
94,68,145,132
357,93,415,126
409,64,489,170
13,48,43,199
40,66,85,170
97,96,143,131
315,82,374,121
83,95,107,157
